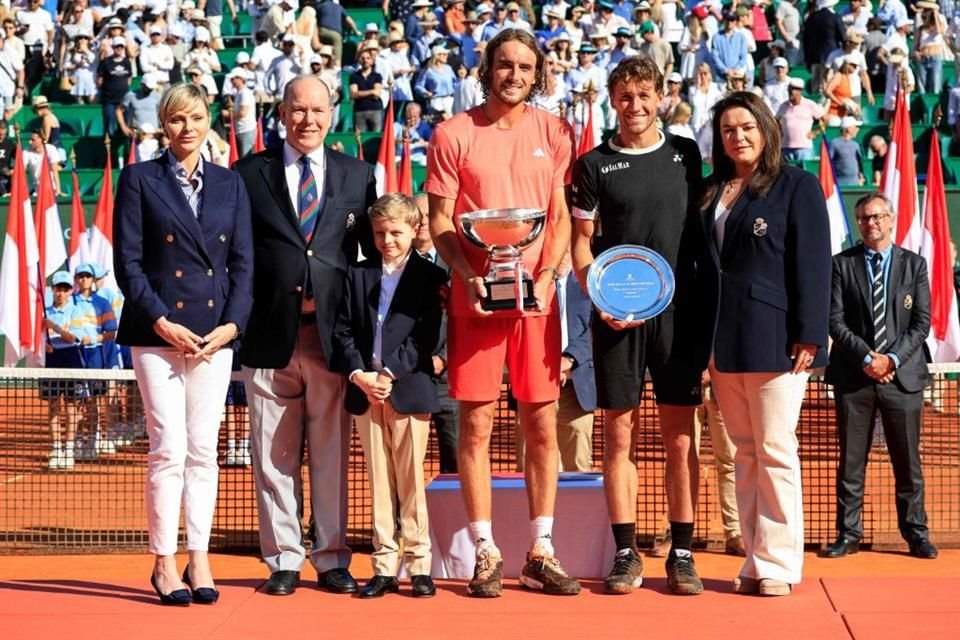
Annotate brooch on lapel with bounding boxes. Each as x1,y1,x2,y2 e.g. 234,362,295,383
345,212,356,230
904,294,913,310
753,218,768,237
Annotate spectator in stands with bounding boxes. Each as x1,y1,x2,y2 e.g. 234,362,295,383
164,25,187,79
140,24,175,84
265,34,303,102
567,81,603,149
532,53,566,114
630,1,658,40
551,31,575,75
639,20,674,79
118,72,162,137
251,30,281,103
350,44,384,132
91,0,118,26
43,271,85,471
16,0,54,93
880,16,912,64
803,0,846,95
777,77,825,162
312,46,342,129
183,27,222,74
259,0,294,42
841,0,873,37
30,98,61,155
690,61,722,161
536,6,567,49
381,33,415,105
0,26,25,120
505,2,533,32
914,3,948,94
63,31,97,104
416,44,456,119
763,57,792,115
453,58,483,113
187,65,219,104
876,0,909,31
171,1,198,46
678,12,709,83
829,116,864,186
724,67,747,95
98,35,133,137
563,6,585,50
230,68,256,157
316,0,361,63
203,0,239,51
734,5,758,88
882,47,915,115
567,42,607,108
827,30,875,108
607,26,636,69
59,0,95,68
445,0,467,35
114,82,252,606
588,27,611,68
864,16,888,96
0,119,14,195
868,134,888,185
667,101,695,140
293,5,322,54
396,102,432,165
756,39,786,87
135,122,159,161
660,0,688,45
481,3,509,41
825,56,864,126
711,13,748,83
659,71,684,122
404,0,430,45
23,128,61,195
412,13,443,66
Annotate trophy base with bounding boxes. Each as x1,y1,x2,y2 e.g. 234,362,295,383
482,278,537,311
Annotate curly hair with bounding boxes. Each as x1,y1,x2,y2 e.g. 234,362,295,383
477,28,547,102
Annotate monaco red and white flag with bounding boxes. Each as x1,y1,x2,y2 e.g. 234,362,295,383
576,95,596,158
88,153,116,290
68,169,90,273
818,137,850,255
0,143,41,366
920,133,960,362
34,151,67,278
374,95,398,196
881,84,921,252
398,128,413,197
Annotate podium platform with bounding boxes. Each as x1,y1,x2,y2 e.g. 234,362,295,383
425,472,616,579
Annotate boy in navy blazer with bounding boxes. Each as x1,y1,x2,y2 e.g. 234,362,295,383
332,193,448,598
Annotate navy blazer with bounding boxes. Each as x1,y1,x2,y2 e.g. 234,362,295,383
113,154,254,347
562,275,597,412
234,145,377,369
332,252,448,416
826,244,931,393
679,165,832,373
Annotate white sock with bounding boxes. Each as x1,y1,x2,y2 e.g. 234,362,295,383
469,520,494,548
530,516,555,555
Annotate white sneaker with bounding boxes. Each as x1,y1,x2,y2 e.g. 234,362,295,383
48,449,63,469
225,449,239,466
240,449,252,466
62,451,75,469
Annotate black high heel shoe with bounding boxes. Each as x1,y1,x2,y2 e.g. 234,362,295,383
150,572,191,606
183,565,220,604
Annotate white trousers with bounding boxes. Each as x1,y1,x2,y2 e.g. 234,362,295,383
133,346,233,556
709,366,809,584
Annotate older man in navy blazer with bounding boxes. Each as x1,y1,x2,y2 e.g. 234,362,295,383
234,75,377,596
822,192,937,560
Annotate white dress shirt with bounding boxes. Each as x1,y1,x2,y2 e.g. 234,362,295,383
372,252,412,376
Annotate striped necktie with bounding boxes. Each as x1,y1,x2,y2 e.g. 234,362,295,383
298,155,320,241
871,252,888,352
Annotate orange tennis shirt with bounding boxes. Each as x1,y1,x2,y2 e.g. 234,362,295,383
425,104,576,317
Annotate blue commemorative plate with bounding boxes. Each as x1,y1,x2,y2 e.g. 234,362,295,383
587,245,675,322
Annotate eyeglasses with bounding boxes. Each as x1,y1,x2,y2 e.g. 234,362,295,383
856,213,891,225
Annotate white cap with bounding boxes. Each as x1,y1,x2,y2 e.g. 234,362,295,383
282,33,295,43
227,68,250,81
111,36,127,47
168,24,183,37
431,44,448,56
773,57,788,68
181,0,196,9
149,25,164,35
235,51,250,64
139,123,157,135
817,0,838,8
309,53,324,65
364,22,379,32
896,16,913,28
840,116,863,129
667,71,683,83
194,26,210,41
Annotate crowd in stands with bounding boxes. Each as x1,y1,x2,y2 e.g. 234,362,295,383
0,0,957,189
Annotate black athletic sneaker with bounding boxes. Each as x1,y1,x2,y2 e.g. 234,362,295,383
665,551,703,595
603,548,644,594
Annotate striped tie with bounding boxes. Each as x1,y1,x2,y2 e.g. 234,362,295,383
871,253,887,352
298,156,320,241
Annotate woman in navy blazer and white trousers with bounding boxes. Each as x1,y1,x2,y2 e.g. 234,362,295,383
113,83,254,605
677,92,831,596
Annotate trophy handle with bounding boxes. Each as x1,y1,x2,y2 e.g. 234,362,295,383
514,261,524,312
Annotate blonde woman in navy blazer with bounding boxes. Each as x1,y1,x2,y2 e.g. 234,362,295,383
113,83,254,606
677,92,831,597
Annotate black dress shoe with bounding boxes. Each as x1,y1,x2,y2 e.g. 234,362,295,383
909,538,939,559
358,575,400,599
317,568,358,593
819,536,860,558
264,570,300,596
150,573,191,606
411,574,436,598
182,565,220,604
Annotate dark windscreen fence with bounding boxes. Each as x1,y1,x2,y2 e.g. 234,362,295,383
1,366,958,553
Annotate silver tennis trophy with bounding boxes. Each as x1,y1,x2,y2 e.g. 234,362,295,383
459,208,546,312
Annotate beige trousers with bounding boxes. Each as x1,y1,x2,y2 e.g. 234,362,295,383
695,382,741,539
710,366,809,584
356,398,432,576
